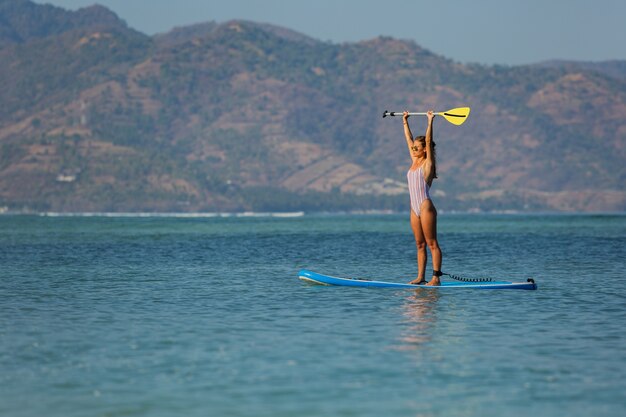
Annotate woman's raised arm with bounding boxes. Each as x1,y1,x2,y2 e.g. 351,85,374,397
403,111,416,160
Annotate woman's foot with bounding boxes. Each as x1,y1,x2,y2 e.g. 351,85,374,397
426,276,441,286
409,277,427,285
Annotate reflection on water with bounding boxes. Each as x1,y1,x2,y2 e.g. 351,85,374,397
394,290,440,351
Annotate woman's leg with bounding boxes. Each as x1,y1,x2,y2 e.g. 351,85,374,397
420,200,442,286
409,209,427,284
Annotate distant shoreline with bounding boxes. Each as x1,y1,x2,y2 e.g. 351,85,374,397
1,210,624,217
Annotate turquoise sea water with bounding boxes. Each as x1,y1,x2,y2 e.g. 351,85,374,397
1,213,625,417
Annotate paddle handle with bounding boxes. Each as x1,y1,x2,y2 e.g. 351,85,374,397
382,111,438,118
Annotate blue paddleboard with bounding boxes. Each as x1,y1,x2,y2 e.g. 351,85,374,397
298,269,537,290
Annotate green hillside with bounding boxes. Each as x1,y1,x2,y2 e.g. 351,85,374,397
0,1,624,212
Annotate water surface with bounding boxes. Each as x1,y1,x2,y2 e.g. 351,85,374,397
1,214,624,416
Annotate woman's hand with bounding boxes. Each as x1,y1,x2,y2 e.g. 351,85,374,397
403,111,409,122
426,110,435,122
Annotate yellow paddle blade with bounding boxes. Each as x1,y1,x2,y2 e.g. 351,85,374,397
436,107,470,125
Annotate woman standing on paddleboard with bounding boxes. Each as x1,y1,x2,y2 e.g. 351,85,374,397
403,110,442,286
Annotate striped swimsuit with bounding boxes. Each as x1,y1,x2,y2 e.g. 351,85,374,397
407,166,431,216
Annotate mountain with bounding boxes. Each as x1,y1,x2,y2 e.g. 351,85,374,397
0,1,624,213
0,0,129,46
153,20,317,49
536,60,626,81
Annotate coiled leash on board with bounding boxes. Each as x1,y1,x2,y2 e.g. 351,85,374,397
433,270,493,283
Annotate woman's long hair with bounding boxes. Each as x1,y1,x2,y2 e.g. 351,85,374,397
415,135,437,179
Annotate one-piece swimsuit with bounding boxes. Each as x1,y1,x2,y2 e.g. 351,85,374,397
407,166,431,216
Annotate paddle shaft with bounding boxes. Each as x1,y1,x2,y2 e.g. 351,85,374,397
385,111,440,117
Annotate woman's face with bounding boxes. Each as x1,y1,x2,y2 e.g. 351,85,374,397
411,142,426,158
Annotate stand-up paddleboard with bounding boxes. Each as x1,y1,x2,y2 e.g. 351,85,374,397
298,269,537,290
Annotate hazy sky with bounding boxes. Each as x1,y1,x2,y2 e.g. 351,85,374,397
36,0,626,66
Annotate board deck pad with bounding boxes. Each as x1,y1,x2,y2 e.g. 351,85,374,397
298,269,537,290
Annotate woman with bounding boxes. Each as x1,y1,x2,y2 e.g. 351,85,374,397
403,110,442,286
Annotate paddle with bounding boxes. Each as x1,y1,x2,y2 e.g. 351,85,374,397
382,107,470,125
